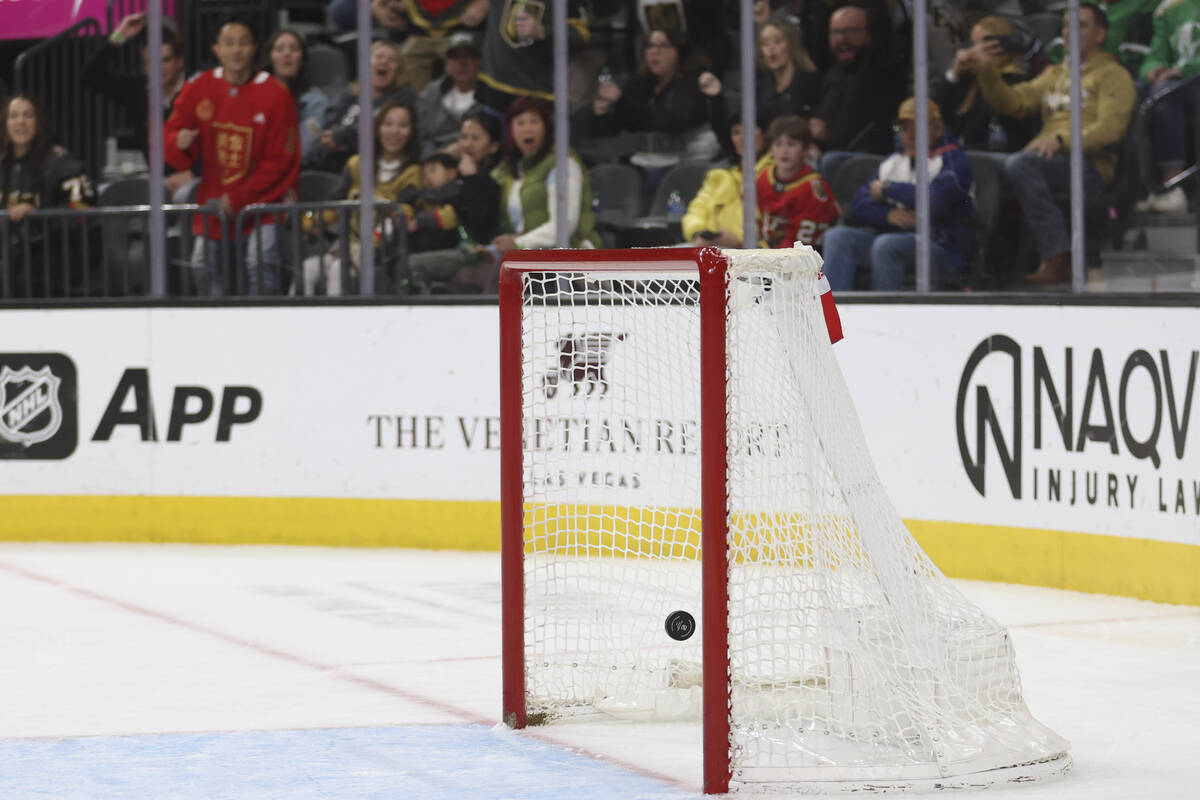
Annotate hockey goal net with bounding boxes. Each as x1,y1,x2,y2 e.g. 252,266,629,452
498,246,1070,794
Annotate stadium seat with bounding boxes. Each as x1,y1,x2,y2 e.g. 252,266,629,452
646,162,710,217
620,162,710,247
98,177,150,207
573,132,639,166
828,154,883,225
299,170,343,202
307,43,348,100
588,164,642,247
97,177,151,295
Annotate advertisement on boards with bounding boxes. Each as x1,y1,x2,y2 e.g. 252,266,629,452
833,305,1199,547
0,303,1195,547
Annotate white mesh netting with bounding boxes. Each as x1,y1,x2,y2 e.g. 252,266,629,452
515,247,1070,791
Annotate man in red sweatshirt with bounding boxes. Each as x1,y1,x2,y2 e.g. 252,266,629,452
164,16,300,295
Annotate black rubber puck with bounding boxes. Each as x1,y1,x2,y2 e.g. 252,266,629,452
665,610,696,641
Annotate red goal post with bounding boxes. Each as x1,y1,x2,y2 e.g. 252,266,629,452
499,247,733,791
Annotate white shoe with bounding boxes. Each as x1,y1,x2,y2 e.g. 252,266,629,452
1136,187,1188,213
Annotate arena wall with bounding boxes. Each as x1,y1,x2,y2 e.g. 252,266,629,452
0,302,1196,605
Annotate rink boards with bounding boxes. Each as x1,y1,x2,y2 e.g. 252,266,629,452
0,302,1196,605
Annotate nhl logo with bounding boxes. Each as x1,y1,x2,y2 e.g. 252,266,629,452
0,365,64,447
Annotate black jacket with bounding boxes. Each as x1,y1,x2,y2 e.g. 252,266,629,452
577,68,709,139
81,41,183,164
756,66,821,129
1,146,94,211
814,48,904,155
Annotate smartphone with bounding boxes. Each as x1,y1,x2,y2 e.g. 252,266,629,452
983,34,1024,54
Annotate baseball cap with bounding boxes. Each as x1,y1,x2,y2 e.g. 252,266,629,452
895,98,942,123
446,31,481,56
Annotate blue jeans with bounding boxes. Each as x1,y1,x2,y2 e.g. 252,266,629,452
1147,80,1199,172
1003,151,1103,261
189,224,281,296
822,226,955,291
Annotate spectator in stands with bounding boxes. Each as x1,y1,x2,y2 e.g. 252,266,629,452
401,0,489,92
262,29,329,168
1133,0,1199,214
447,107,503,242
721,0,835,72
682,113,763,248
305,98,423,296
327,0,489,91
810,4,905,180
313,40,414,174
1102,0,1159,71
696,14,820,151
407,152,462,253
408,107,504,289
822,98,974,291
0,94,96,296
919,0,1023,78
756,115,839,249
636,0,732,77
82,13,194,196
975,3,1134,286
416,32,483,157
476,0,591,112
932,16,1041,152
576,27,717,180
755,15,821,127
164,17,300,296
489,97,600,258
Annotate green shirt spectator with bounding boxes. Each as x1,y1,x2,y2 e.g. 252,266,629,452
1138,0,1200,80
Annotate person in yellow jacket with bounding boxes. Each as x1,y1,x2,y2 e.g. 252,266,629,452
973,2,1134,287
681,117,764,247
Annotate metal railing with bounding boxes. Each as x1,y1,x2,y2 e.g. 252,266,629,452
13,18,109,182
0,204,218,299
0,200,408,300
234,200,408,296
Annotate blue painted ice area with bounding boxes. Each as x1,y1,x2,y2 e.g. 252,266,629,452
0,724,698,800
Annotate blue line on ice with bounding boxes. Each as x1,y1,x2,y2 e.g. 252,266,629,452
0,724,699,800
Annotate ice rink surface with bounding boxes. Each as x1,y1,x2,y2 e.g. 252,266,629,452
1,542,1198,799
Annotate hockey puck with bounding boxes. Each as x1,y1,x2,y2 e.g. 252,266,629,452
664,610,696,641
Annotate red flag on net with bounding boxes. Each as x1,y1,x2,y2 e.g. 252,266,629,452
817,270,843,344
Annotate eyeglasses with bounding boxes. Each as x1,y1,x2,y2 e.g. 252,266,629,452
892,122,915,133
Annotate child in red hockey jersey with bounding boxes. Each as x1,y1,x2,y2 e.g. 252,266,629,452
165,16,300,295
756,115,838,249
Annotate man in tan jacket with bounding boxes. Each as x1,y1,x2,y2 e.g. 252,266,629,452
974,3,1134,286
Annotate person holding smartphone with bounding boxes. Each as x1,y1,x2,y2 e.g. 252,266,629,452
932,16,1040,152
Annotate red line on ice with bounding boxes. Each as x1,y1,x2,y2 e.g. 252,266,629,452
0,558,698,792
0,560,491,726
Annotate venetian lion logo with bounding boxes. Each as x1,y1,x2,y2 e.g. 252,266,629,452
0,366,64,447
541,332,627,399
